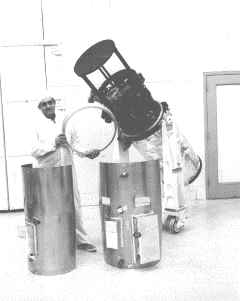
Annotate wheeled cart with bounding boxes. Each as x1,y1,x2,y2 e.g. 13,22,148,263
134,111,202,234
161,114,202,234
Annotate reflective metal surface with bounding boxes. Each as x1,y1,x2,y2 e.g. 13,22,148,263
21,164,76,276
99,159,162,269
62,104,118,153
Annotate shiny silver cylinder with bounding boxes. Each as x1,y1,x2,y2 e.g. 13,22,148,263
21,164,76,276
99,159,162,269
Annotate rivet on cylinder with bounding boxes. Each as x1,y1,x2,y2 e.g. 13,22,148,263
120,172,129,179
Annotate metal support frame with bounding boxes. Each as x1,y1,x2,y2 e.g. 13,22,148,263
161,119,189,233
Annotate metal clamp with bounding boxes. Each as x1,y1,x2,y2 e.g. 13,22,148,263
26,218,40,256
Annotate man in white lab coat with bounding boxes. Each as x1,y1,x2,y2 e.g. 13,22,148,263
30,95,100,252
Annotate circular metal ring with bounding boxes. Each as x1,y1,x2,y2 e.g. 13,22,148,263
62,104,118,153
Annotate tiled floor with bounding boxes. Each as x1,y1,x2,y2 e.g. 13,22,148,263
0,199,239,301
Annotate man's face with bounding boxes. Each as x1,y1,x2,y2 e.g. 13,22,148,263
39,97,56,118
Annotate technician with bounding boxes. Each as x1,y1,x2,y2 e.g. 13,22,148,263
30,94,100,252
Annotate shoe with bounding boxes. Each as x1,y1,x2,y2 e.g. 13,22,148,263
77,243,97,252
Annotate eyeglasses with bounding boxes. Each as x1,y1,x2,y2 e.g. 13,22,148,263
41,100,54,107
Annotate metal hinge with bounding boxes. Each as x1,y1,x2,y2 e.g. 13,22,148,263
207,178,211,187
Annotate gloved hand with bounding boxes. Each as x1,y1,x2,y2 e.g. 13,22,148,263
101,110,113,123
84,149,100,159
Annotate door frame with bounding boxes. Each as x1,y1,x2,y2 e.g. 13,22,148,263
204,70,240,199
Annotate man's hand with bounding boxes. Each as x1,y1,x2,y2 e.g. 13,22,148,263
84,149,100,159
55,133,67,147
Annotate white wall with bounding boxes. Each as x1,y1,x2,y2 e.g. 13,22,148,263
56,0,240,201
1,0,240,207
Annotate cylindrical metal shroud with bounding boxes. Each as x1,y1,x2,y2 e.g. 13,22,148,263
99,159,162,269
22,164,76,276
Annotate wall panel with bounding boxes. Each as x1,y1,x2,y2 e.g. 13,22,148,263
0,76,9,210
0,158,8,210
0,103,8,210
7,156,33,210
1,45,55,210
3,102,33,157
1,0,43,42
1,46,46,102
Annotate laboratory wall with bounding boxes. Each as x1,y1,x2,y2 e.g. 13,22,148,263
0,0,64,210
0,93,8,210
1,0,240,209
58,0,240,203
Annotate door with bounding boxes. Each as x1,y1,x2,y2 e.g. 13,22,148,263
204,71,240,199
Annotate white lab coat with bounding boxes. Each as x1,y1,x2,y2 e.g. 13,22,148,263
30,111,68,167
30,110,91,244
